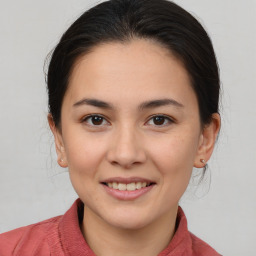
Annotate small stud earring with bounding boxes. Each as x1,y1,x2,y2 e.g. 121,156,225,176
60,159,64,163
200,159,206,164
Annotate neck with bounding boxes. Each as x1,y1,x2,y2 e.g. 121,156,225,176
81,206,178,256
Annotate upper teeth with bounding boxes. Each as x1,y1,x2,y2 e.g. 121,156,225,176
107,182,149,191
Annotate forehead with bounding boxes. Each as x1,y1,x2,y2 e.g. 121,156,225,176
65,39,196,108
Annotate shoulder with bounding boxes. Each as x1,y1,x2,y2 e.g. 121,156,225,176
0,216,62,256
189,232,222,256
161,207,222,256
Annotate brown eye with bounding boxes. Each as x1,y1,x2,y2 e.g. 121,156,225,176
83,115,108,126
91,116,104,125
147,115,173,126
153,116,165,125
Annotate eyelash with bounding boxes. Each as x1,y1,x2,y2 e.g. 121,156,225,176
82,114,109,127
81,114,174,127
146,115,174,127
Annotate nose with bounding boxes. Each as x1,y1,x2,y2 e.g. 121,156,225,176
106,126,147,169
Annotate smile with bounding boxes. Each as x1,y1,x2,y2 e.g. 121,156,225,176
101,178,156,200
104,182,151,191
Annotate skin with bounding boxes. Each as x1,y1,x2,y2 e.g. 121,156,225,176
49,39,220,256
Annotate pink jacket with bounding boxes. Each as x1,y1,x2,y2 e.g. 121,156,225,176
0,199,221,256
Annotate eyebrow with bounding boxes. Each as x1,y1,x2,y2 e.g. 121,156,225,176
73,98,114,109
73,98,184,110
138,98,184,110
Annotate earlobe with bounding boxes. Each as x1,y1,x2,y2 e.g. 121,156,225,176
194,113,221,168
47,114,68,168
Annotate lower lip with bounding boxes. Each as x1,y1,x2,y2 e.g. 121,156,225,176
102,184,155,200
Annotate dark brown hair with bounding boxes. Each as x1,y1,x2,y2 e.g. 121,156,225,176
47,0,220,128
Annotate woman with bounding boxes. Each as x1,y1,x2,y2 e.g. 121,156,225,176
0,0,221,255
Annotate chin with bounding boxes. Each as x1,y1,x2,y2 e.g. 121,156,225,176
102,207,157,230
107,216,150,230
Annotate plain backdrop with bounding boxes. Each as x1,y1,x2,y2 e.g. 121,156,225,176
0,1,255,255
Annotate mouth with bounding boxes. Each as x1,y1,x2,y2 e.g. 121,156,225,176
101,181,154,191
100,177,156,200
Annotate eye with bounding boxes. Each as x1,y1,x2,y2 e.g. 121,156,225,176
146,115,174,126
82,115,109,126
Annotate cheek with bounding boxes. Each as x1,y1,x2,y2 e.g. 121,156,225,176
64,131,107,178
150,134,198,171
148,133,199,194
64,133,108,202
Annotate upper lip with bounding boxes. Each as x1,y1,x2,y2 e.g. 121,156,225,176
101,177,156,184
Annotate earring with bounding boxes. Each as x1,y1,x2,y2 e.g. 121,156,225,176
60,159,64,163
200,159,206,164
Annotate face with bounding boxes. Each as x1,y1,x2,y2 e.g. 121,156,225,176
50,39,218,230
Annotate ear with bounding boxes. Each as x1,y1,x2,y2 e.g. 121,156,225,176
194,113,221,168
48,114,68,168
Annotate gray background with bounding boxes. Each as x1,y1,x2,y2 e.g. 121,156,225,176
0,1,255,255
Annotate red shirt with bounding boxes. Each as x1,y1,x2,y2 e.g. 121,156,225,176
0,199,221,256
